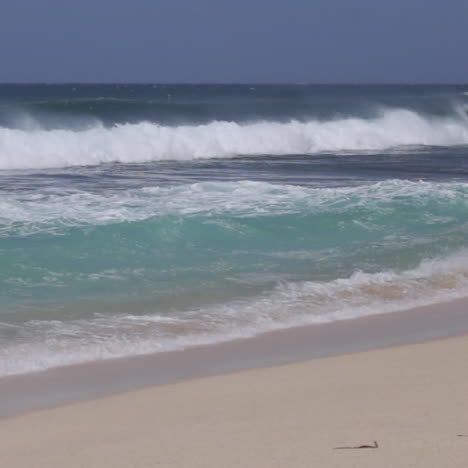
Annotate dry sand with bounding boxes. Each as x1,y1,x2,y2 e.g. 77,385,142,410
1,334,468,468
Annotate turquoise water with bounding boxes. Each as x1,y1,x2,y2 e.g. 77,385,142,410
1,84,468,375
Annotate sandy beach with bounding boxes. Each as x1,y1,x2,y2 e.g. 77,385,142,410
2,7,468,467
1,332,468,468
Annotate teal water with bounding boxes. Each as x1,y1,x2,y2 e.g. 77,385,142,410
1,84,468,375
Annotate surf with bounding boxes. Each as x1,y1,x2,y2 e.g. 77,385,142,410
2,249,468,377
1,108,468,170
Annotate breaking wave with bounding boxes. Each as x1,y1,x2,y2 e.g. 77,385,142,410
1,108,468,169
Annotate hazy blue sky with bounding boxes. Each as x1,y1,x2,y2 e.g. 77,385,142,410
1,0,467,83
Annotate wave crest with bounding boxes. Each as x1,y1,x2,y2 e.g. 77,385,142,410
1,109,468,169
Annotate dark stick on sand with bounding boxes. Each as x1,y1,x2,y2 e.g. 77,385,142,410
457,434,468,437
334,441,379,450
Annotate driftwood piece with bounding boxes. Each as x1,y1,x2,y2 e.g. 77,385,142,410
334,441,379,450
457,434,468,437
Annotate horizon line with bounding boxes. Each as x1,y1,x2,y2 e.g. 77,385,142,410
0,81,467,86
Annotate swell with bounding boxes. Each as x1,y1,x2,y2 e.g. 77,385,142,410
1,108,468,169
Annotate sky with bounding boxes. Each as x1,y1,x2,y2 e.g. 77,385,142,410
1,0,467,83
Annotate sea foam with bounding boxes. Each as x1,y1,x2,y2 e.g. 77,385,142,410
2,249,468,376
1,109,468,169
1,179,467,237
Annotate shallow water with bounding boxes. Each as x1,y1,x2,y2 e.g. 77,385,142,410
1,84,468,376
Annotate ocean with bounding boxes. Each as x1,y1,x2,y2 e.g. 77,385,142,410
1,83,468,377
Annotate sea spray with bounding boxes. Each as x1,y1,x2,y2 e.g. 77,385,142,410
1,109,468,170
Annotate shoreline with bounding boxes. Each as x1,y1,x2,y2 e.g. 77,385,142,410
2,324,468,466
2,296,468,419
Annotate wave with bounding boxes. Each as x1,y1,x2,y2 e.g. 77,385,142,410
2,250,468,376
2,179,468,237
2,179,467,321
1,108,468,169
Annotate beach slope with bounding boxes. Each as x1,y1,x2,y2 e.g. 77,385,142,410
1,335,467,468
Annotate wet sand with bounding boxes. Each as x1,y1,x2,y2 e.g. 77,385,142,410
2,296,468,418
1,330,468,467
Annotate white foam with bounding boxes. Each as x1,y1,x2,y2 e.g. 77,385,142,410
1,109,468,169
1,179,467,236
2,250,468,376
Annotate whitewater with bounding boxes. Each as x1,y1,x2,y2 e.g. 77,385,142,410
1,108,468,170
1,83,468,377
